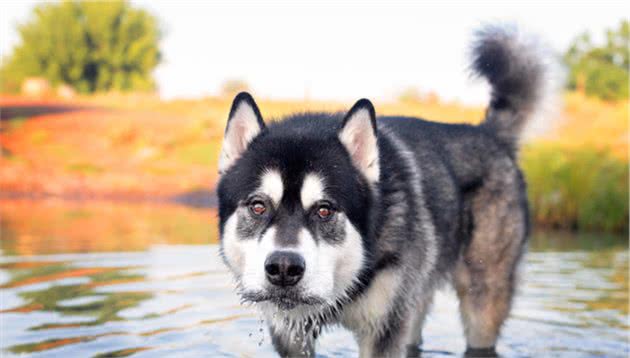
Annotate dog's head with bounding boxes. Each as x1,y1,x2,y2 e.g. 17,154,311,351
217,92,378,311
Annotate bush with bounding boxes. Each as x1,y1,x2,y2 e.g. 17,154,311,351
564,20,629,101
521,144,628,233
0,0,161,94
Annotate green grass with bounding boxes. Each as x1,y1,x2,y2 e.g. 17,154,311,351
521,144,628,234
29,129,49,144
529,230,627,251
6,116,27,130
173,141,220,166
65,162,104,175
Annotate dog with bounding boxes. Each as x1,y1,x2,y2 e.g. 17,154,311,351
217,25,557,358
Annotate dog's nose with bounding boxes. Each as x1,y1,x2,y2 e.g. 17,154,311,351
264,251,305,287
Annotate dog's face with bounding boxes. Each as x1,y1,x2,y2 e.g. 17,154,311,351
217,93,379,311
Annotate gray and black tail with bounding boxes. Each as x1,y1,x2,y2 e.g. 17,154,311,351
472,24,560,152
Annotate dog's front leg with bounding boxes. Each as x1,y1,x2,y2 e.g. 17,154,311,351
356,321,410,358
269,324,316,358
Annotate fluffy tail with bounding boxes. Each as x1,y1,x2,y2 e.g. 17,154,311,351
472,24,560,152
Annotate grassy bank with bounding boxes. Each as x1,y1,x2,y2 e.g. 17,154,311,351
520,92,628,234
0,92,627,234
522,144,628,233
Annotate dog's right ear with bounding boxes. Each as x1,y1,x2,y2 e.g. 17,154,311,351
218,92,265,175
339,98,380,183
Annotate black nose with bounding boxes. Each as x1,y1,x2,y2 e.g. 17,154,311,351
264,251,305,287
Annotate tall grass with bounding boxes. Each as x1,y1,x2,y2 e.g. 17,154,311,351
521,143,628,234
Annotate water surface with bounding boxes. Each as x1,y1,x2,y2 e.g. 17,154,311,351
1,200,627,357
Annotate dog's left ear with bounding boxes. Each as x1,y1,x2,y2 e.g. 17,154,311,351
339,99,380,183
219,92,265,175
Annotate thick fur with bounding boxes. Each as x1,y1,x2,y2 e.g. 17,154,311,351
217,25,556,358
472,24,561,150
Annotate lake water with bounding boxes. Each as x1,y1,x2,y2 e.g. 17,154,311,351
1,200,628,357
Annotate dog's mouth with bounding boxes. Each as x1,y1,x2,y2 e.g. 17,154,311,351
240,289,326,310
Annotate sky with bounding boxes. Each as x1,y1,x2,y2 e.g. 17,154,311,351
1,1,628,104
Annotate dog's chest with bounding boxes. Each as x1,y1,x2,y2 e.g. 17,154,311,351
340,269,402,334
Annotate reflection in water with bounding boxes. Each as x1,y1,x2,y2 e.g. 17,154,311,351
0,200,628,357
0,200,218,255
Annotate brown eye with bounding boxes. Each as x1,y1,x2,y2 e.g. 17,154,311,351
317,205,333,219
250,201,266,216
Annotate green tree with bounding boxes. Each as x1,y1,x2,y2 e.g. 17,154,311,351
564,20,629,101
0,0,161,94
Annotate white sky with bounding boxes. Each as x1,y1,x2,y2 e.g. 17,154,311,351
1,1,628,104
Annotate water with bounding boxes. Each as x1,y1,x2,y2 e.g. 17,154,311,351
1,200,628,357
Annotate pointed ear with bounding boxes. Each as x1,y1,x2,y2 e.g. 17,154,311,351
219,92,265,174
339,98,379,183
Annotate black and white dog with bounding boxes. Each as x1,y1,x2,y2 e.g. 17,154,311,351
217,25,557,357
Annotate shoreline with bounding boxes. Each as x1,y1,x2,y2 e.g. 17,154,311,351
0,189,218,209
1,192,626,238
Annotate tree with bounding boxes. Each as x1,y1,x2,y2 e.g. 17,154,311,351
220,79,250,98
0,0,161,94
564,20,629,101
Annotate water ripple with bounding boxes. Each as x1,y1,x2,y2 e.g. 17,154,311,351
0,201,627,357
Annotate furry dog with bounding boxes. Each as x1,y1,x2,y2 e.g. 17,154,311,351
217,25,557,357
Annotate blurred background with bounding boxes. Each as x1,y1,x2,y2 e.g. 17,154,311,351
0,1,628,357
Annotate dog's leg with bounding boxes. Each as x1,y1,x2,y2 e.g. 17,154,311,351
453,165,528,357
357,332,406,358
355,313,413,358
404,294,434,357
269,324,316,358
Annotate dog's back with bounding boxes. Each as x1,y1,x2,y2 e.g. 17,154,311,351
363,25,558,356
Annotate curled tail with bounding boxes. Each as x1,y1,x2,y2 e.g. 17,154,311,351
472,24,560,152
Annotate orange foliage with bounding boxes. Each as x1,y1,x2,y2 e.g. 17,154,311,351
0,200,218,256
0,91,626,200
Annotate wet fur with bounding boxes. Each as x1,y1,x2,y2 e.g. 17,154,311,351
217,25,557,357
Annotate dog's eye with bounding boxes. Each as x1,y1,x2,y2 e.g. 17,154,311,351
249,201,266,216
317,205,334,219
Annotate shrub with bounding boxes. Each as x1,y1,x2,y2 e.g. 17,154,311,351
521,144,628,233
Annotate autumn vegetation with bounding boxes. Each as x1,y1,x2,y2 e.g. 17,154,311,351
0,2,627,234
